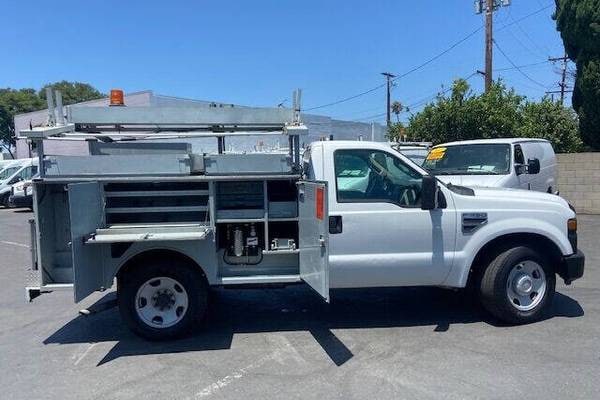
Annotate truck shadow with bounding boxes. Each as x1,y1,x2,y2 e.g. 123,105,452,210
43,286,583,367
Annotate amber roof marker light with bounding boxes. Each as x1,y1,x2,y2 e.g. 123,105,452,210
109,89,125,106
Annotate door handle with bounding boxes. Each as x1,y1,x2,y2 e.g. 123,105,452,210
329,216,342,234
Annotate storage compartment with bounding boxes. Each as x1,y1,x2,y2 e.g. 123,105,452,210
104,182,209,225
267,180,298,218
35,184,75,285
217,222,265,265
267,221,299,251
216,181,264,220
205,153,292,175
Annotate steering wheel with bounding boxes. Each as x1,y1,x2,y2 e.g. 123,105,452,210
395,184,422,206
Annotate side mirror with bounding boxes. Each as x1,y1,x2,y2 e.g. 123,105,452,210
9,176,23,185
527,158,540,175
421,175,438,210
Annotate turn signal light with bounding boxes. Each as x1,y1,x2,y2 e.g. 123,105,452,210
109,89,125,106
568,218,577,232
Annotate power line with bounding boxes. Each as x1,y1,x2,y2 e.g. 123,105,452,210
304,83,386,112
493,39,549,88
391,26,484,83
304,3,553,112
510,9,550,55
352,73,478,122
495,60,550,71
304,26,484,111
496,3,553,32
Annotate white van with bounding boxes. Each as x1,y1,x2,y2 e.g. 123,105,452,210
423,138,557,193
0,159,38,207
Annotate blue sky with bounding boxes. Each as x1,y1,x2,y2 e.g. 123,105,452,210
1,0,567,124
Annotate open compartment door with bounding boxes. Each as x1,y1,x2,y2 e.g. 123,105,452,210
298,181,329,302
68,182,105,302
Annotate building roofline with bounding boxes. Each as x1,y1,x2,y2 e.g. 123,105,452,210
14,90,154,118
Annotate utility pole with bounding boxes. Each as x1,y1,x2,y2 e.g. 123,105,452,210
475,0,511,92
484,0,493,92
548,52,570,105
381,72,396,127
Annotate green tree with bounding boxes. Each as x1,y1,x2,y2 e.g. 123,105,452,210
387,121,405,142
519,99,582,153
405,80,581,153
0,88,45,157
0,81,104,156
39,81,104,105
554,0,600,149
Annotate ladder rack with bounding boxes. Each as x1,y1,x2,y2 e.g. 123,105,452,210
19,89,307,178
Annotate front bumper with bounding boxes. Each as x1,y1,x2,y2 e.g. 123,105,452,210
8,194,32,208
558,250,585,284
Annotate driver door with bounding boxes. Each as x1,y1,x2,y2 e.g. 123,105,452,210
327,148,456,288
514,144,530,190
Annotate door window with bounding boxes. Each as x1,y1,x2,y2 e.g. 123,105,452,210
334,149,423,207
514,145,525,165
13,166,36,181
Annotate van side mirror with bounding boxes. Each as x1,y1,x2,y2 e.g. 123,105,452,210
421,175,438,210
527,158,540,174
9,176,23,185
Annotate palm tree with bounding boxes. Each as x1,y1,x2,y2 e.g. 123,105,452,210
391,101,403,123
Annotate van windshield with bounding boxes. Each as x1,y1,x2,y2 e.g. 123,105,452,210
423,144,511,175
0,166,20,180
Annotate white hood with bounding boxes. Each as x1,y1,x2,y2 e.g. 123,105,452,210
452,185,574,218
436,174,507,188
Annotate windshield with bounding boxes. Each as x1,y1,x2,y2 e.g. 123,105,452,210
398,149,429,166
0,166,20,181
423,144,511,175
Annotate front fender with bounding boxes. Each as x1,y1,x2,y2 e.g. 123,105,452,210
443,216,571,288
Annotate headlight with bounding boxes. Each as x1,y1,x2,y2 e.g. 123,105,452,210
568,218,578,252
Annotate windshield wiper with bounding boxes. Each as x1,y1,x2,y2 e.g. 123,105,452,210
431,169,500,175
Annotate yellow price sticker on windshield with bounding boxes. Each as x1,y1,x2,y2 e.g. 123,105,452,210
426,147,446,161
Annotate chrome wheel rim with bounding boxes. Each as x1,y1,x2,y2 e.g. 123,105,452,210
135,277,189,328
506,260,547,311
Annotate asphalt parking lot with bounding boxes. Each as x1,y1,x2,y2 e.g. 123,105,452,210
0,207,598,400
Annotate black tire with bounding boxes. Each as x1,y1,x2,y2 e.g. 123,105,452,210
118,258,208,340
479,246,555,324
0,193,9,208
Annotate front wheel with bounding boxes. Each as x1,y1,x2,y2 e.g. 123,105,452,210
0,193,9,208
479,246,555,324
118,259,208,340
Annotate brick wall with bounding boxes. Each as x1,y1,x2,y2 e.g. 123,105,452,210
557,153,600,214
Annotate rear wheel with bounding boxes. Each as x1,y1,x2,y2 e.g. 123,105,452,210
118,259,208,340
479,246,555,324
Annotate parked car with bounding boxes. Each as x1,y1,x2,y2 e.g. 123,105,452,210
9,175,37,209
423,138,557,193
391,142,432,166
0,159,38,207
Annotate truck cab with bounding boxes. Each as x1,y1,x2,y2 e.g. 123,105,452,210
22,92,584,340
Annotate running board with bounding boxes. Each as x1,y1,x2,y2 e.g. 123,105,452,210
220,275,301,285
26,283,73,302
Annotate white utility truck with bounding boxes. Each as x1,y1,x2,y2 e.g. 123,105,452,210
22,90,584,340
